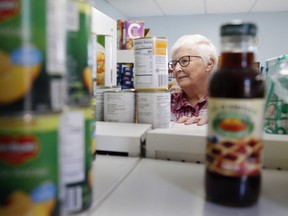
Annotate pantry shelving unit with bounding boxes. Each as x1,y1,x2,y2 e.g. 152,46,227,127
74,154,288,216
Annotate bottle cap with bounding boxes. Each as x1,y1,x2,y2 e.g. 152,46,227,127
221,21,257,36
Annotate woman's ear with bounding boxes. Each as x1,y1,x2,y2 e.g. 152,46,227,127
206,58,215,72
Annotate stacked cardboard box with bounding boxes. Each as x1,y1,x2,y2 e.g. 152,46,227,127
117,20,145,50
117,63,134,89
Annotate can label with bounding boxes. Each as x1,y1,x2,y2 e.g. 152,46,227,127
207,98,265,177
95,87,120,121
136,91,170,128
104,90,135,123
66,0,92,107
0,114,61,216
96,35,105,86
134,37,168,90
0,0,66,113
60,107,93,213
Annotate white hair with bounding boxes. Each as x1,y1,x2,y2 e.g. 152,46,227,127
170,34,218,71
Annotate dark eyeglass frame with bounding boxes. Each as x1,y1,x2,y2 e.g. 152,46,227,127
168,55,202,70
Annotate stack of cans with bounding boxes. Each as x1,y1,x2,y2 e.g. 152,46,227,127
134,37,171,129
61,0,94,213
0,0,94,215
0,1,65,215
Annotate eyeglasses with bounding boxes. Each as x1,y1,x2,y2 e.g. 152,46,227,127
168,55,201,70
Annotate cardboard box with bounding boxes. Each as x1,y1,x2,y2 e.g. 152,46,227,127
123,20,145,50
146,123,288,170
96,121,152,157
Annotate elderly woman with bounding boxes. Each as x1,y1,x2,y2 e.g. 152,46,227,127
169,34,218,125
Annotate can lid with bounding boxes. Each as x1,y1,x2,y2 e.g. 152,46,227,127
221,21,257,36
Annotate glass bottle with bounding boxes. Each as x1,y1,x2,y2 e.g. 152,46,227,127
205,21,266,207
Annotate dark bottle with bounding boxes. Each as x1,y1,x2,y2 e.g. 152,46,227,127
205,21,266,207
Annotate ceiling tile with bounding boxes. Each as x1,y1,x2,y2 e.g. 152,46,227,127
105,0,288,17
155,0,205,15
106,0,164,17
251,0,288,12
206,0,256,14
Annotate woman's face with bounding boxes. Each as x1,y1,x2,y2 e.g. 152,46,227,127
172,47,210,90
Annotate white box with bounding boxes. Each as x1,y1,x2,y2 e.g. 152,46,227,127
146,123,288,170
263,133,288,170
96,121,152,157
146,123,207,163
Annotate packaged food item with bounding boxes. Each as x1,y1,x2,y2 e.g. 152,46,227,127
136,90,170,129
59,107,94,213
0,0,66,114
104,89,136,123
66,0,93,107
123,20,145,50
96,35,105,86
134,37,168,90
0,113,63,216
117,63,134,89
0,1,66,215
62,0,94,213
117,19,124,49
95,86,118,121
264,55,288,134
206,21,265,207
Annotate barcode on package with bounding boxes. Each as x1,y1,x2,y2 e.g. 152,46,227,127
64,186,82,212
51,79,65,110
158,74,168,87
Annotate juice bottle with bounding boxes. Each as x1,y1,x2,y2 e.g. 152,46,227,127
205,21,266,207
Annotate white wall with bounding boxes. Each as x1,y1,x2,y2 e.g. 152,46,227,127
92,0,127,20
133,12,288,65
93,0,288,65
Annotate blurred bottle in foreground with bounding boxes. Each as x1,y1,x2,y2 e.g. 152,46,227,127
206,21,266,207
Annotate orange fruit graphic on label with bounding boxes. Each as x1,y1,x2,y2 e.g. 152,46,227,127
0,191,32,216
0,51,11,77
83,66,93,92
219,118,246,132
0,47,42,104
0,65,34,104
96,51,105,85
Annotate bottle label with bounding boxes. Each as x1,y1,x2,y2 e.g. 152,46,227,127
207,98,265,177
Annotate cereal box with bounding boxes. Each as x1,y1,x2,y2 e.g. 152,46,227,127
123,20,145,50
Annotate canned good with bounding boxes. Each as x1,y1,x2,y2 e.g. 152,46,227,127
90,95,97,158
66,0,93,107
134,37,168,90
96,35,105,86
60,107,94,213
0,113,62,216
104,90,136,123
136,90,171,129
0,0,66,114
95,86,120,121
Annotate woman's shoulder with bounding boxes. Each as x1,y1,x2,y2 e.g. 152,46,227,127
171,90,187,104
171,89,184,97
